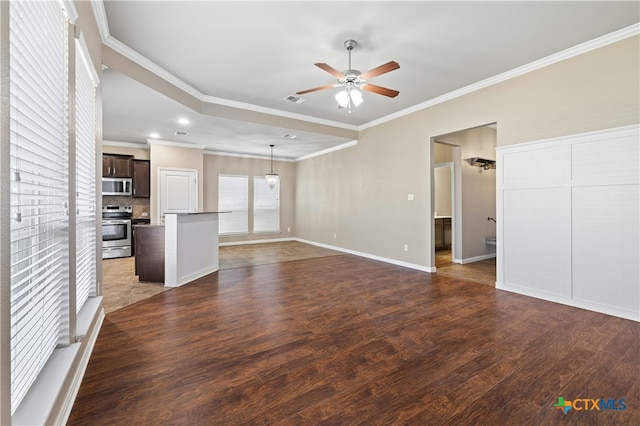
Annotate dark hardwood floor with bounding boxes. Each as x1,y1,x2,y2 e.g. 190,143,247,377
69,254,639,425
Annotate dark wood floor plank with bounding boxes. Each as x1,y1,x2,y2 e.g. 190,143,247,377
68,254,639,425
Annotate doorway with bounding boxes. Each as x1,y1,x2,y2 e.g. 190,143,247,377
430,124,497,284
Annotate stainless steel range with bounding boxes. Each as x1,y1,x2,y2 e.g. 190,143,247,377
102,205,132,259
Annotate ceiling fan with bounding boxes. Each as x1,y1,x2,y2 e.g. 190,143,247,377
296,39,400,111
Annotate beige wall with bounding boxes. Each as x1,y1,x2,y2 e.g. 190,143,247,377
150,143,204,222
203,154,296,243
296,36,639,269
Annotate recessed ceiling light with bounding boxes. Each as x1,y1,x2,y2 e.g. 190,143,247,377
149,132,159,139
178,118,189,125
283,134,297,139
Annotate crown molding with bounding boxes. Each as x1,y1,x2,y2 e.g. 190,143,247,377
90,0,110,43
361,23,640,131
200,94,358,131
147,139,206,150
203,150,295,162
61,0,78,23
102,140,149,149
295,140,358,161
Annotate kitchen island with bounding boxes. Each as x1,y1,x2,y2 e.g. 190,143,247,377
164,212,222,287
134,212,224,287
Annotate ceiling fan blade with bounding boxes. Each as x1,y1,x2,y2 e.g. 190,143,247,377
360,61,400,80
296,83,338,95
362,83,399,98
315,63,345,79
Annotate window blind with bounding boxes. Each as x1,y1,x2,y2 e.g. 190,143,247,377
75,38,97,313
218,175,248,235
9,0,69,413
253,177,280,233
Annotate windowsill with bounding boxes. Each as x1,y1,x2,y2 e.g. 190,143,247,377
12,297,104,425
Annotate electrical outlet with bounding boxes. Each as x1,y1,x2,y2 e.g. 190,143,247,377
287,227,291,232
408,194,414,201
404,244,408,252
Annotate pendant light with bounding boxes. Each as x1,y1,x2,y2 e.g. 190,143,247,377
265,144,280,188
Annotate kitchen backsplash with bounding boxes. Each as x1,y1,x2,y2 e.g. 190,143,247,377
103,196,150,219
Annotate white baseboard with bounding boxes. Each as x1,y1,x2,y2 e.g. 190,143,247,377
458,253,496,264
496,282,639,322
294,238,436,273
219,237,295,246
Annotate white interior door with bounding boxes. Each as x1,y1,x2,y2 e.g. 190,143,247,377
158,168,198,222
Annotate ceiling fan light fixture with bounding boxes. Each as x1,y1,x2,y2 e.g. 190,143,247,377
335,89,350,108
296,39,399,110
335,87,363,110
350,88,363,107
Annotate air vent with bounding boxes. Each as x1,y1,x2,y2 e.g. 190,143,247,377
284,95,306,104
175,130,189,136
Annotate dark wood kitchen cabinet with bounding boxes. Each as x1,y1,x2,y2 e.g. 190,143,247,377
102,154,133,178
132,159,150,198
134,225,165,283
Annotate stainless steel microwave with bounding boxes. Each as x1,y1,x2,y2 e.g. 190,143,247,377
102,178,132,196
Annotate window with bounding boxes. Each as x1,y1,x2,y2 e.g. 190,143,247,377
218,175,248,235
9,0,69,412
75,37,97,313
253,177,280,233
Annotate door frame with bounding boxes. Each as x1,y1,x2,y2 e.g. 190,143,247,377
431,140,462,270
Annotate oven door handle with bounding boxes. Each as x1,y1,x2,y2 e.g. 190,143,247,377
102,219,131,224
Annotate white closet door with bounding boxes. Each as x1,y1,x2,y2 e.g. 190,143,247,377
159,168,198,222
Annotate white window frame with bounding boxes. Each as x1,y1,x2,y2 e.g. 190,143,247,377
74,33,98,314
253,176,280,234
218,174,249,235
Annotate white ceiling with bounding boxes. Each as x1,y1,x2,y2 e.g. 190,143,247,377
99,1,639,159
